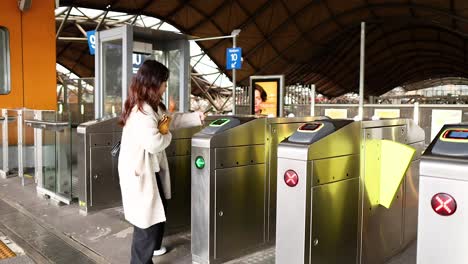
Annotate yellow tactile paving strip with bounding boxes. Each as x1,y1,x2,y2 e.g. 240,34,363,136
0,240,16,259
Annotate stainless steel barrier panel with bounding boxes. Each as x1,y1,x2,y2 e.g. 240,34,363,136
77,115,199,233
276,119,425,264
191,115,322,264
25,112,73,204
417,124,468,264
77,117,122,213
165,126,202,232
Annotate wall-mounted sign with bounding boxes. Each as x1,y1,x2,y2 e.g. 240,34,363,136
374,109,400,119
431,109,462,141
324,108,348,119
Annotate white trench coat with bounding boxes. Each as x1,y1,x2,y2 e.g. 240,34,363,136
118,103,201,229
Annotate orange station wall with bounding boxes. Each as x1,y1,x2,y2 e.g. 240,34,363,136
0,0,56,110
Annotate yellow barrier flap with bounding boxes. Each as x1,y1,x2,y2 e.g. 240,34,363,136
364,139,381,207
364,139,415,208
379,140,415,208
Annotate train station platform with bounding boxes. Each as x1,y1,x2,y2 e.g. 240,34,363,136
0,176,416,264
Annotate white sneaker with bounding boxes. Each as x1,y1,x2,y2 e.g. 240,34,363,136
153,246,167,256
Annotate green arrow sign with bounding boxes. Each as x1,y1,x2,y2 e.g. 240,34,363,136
195,156,205,169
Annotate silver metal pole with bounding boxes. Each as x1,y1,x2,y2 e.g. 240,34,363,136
310,84,316,116
358,22,366,120
232,36,237,114
413,102,420,125
1,109,8,178
34,110,43,186
17,110,24,185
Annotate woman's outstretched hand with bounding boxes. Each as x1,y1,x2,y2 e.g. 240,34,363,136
197,111,206,122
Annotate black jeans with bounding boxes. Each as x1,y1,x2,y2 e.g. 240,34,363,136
130,173,168,264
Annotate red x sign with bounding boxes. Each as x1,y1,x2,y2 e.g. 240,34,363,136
284,170,299,187
431,193,457,216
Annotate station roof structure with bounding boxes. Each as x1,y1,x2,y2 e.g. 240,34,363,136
59,0,468,97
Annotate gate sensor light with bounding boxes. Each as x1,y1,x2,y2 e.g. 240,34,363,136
431,193,457,216
195,156,205,169
284,170,299,187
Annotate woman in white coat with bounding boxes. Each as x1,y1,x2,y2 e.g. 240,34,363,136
118,60,204,264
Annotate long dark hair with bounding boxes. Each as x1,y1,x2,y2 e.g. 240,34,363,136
119,60,169,126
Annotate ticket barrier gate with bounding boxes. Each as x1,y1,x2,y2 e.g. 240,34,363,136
417,124,468,264
191,115,322,264
165,125,201,231
276,119,425,264
25,117,72,204
77,117,199,231
77,117,122,214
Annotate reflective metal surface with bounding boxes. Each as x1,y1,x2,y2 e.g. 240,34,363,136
276,119,425,264
191,146,212,263
417,124,468,264
24,120,69,132
78,116,199,228
311,178,359,264
166,126,201,232
361,125,406,264
312,154,360,186
403,161,419,248
215,164,266,260
360,121,424,264
192,116,320,264
214,145,265,169
265,118,323,241
77,117,122,213
417,172,468,264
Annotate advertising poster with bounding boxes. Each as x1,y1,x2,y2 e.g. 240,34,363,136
431,109,462,140
252,80,279,117
324,108,348,119
374,109,400,119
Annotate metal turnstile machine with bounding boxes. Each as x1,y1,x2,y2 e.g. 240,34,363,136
417,124,468,264
77,117,122,213
276,119,425,264
191,115,322,264
77,116,200,231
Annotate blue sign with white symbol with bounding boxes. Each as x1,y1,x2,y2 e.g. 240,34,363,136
132,53,150,74
226,47,242,70
86,30,96,55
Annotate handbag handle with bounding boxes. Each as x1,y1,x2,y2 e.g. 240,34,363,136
110,141,121,157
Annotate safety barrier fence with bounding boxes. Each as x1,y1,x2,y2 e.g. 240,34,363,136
0,108,73,204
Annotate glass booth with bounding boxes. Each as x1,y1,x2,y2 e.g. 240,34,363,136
94,25,190,119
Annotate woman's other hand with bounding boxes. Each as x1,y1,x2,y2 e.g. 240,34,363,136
158,115,172,135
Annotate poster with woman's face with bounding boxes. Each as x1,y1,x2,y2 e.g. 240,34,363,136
253,80,279,117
